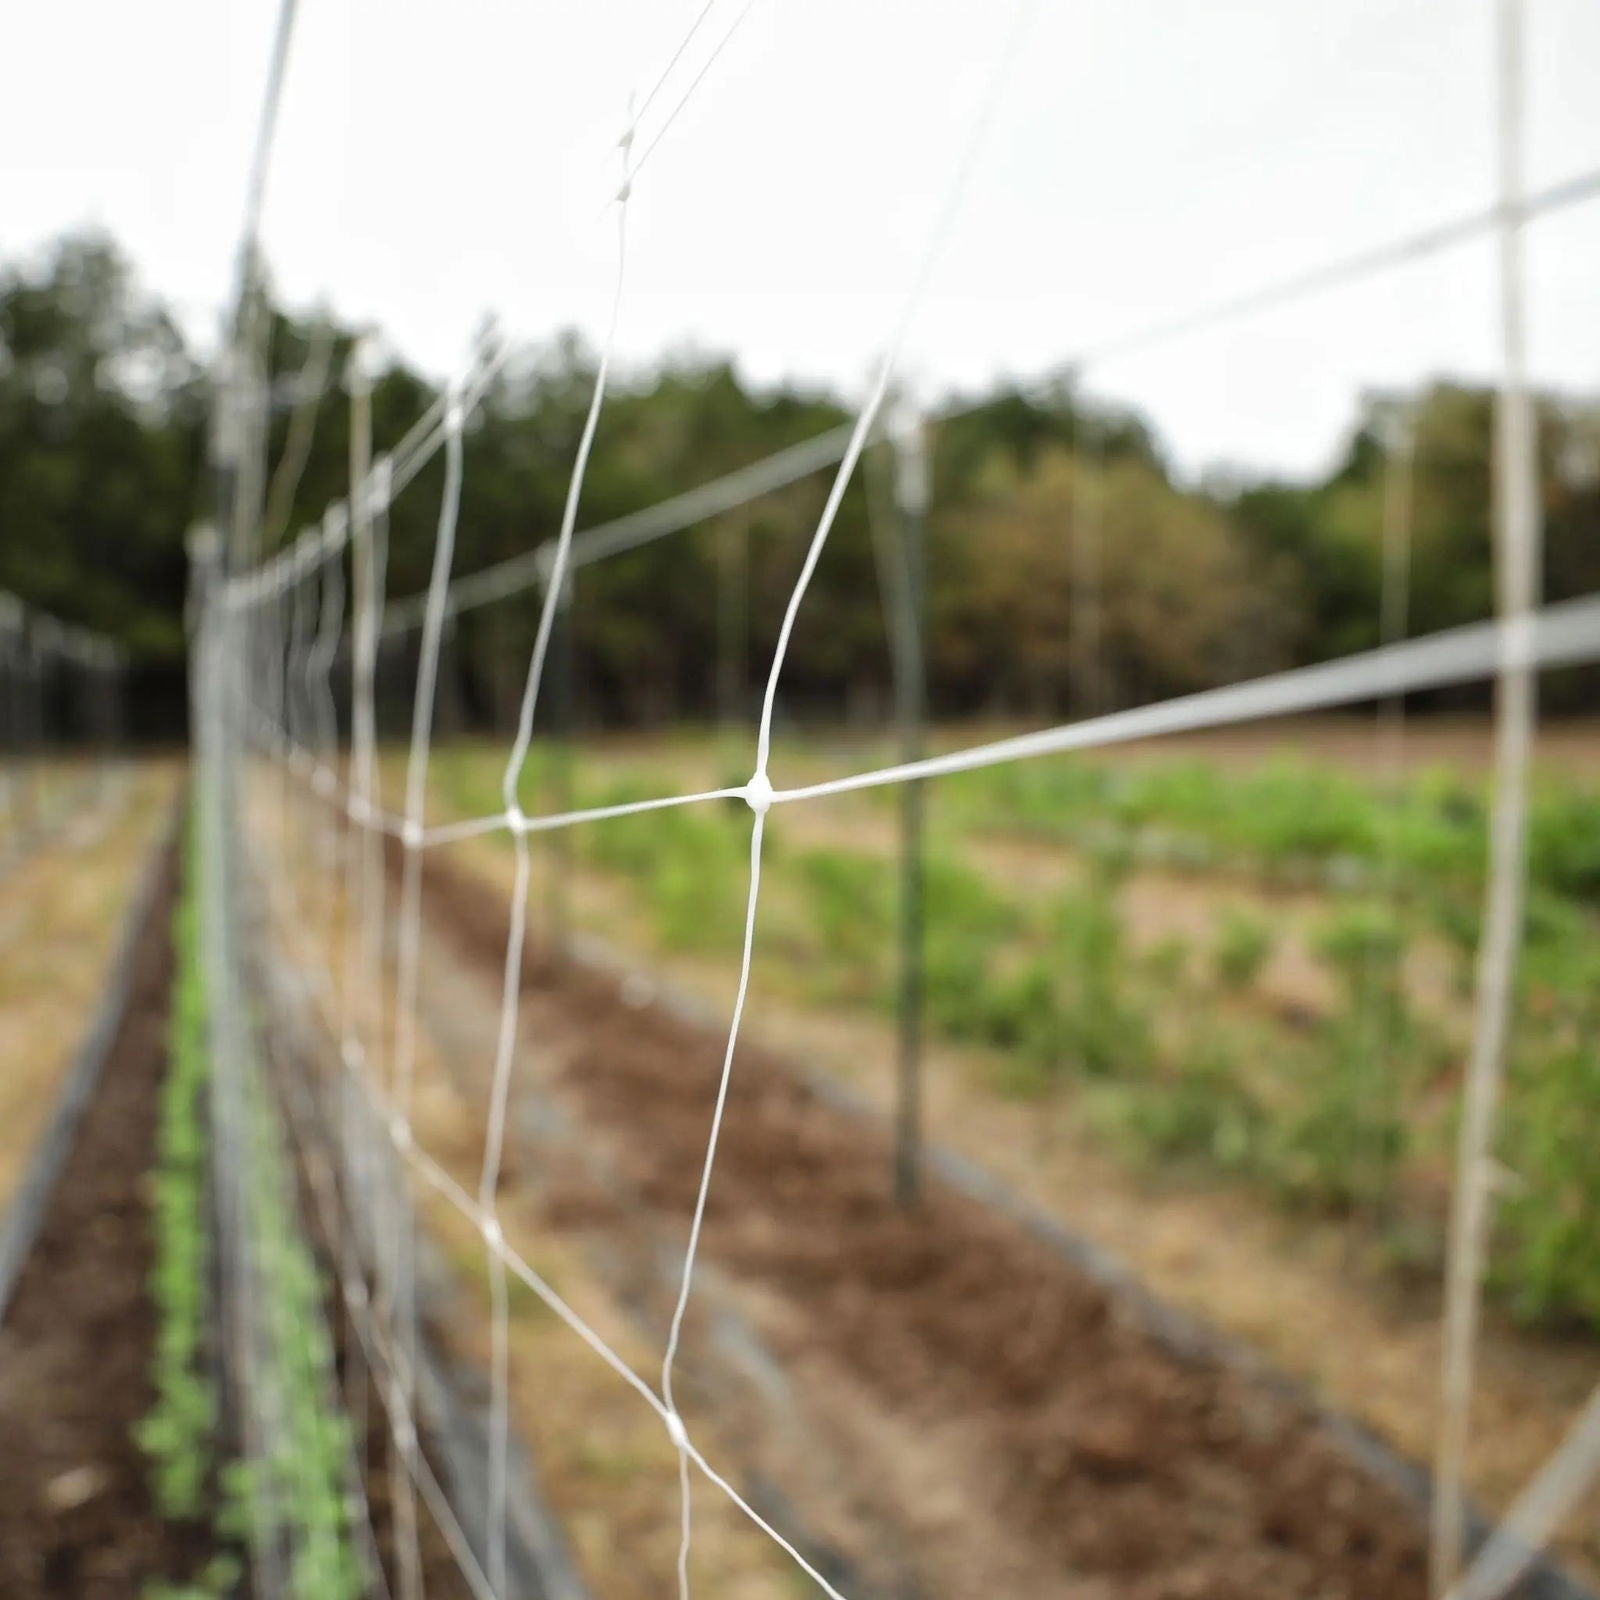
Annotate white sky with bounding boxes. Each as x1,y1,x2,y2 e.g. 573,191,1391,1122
5,0,1599,481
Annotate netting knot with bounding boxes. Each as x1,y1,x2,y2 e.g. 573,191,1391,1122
743,771,773,816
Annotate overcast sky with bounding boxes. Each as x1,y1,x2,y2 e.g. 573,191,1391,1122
7,0,1600,480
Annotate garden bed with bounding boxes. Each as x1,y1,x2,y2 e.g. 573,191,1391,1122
0,803,527,1599
0,829,205,1594
398,834,1590,1600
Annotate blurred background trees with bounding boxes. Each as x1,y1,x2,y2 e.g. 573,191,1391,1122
4,227,1599,738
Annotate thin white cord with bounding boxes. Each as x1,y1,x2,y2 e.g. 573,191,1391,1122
623,0,718,148
659,5,1038,1591
262,318,337,552
478,129,634,1599
625,0,760,193
479,192,633,1191
752,0,1036,779
658,810,765,1588
1445,1381,1600,1600
1432,2,1541,1591
253,590,1600,851
385,380,466,1600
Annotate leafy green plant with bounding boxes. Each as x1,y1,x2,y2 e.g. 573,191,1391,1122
1047,881,1150,1079
1142,934,1192,988
1256,901,1423,1213
1096,1034,1265,1176
137,835,217,1521
1494,986,1600,1328
234,1066,364,1600
1214,910,1271,989
143,813,365,1598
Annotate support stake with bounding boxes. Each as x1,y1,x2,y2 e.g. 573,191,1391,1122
889,398,929,1207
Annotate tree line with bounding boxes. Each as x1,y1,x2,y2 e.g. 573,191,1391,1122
3,230,1598,738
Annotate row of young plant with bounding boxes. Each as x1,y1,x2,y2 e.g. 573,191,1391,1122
139,813,364,1598
931,751,1600,905
917,750,1600,1328
234,1040,366,1599
571,787,1445,1202
465,728,1600,906
138,817,248,1598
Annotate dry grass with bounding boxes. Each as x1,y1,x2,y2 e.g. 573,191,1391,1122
0,765,178,1218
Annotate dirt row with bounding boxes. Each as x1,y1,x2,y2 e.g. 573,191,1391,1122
0,822,480,1599
407,842,1466,1600
0,841,204,1596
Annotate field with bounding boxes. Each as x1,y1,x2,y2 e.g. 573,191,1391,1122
13,0,1600,1591
5,720,1597,1597
395,713,1600,1582
423,716,1600,1326
0,781,482,1599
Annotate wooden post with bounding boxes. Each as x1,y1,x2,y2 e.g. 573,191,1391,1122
548,568,576,959
890,398,929,1207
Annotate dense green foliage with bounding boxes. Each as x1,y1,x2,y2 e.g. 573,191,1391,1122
140,826,218,1520
235,1058,364,1600
140,815,361,1597
138,820,247,1598
7,229,1600,730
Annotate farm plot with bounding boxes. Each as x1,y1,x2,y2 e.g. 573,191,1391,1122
246,766,1594,1598
0,797,485,1599
416,718,1600,1580
259,764,1531,1597
326,814,1449,1600
255,787,855,1600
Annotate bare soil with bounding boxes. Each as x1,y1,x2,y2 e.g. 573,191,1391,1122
0,838,207,1597
404,841,1498,1600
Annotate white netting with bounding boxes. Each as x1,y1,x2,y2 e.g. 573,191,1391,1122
193,2,1600,1598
